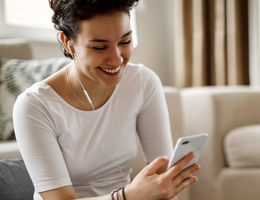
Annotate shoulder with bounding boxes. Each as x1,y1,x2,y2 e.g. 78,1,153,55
123,63,161,87
14,82,54,114
120,63,163,108
13,82,57,134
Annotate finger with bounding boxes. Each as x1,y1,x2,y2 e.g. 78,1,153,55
143,156,169,176
172,163,200,186
163,152,194,179
174,176,198,195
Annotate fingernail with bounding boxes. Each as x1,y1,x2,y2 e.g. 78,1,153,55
191,177,198,184
163,155,169,161
194,164,200,170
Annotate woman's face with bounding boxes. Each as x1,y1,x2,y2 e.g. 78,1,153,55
73,11,133,87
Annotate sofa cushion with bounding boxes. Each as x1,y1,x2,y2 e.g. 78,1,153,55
0,159,34,200
224,124,260,167
0,140,21,159
0,57,70,140
0,39,33,62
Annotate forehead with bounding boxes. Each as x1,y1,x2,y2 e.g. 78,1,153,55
76,12,131,41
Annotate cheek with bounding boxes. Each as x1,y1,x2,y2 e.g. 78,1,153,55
123,46,133,60
78,50,102,67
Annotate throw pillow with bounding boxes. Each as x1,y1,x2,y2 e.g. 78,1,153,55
0,57,70,140
224,124,260,167
0,159,34,200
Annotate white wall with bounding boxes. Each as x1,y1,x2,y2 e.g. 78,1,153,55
8,0,176,85
130,0,175,85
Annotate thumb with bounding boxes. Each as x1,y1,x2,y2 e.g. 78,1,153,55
144,156,169,176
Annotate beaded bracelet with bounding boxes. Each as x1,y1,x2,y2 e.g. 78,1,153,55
110,189,118,200
122,187,126,200
110,187,127,200
116,190,120,200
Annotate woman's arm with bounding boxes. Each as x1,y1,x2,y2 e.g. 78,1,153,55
40,154,199,200
40,185,110,200
137,67,174,163
13,93,73,197
134,66,200,199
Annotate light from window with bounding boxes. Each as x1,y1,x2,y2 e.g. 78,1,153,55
1,0,137,45
4,0,53,29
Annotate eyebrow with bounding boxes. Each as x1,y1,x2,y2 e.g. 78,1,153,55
89,30,132,43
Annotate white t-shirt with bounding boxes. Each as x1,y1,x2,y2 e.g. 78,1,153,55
13,63,173,199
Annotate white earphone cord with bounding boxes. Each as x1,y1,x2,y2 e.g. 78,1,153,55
67,40,94,110
68,43,130,183
74,61,130,183
73,60,95,111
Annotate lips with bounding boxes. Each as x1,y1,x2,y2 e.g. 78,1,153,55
98,66,121,74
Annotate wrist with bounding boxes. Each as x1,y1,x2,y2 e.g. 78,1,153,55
124,185,135,200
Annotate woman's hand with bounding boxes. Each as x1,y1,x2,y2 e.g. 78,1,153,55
125,152,200,200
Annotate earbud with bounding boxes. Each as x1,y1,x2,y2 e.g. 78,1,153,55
67,40,73,56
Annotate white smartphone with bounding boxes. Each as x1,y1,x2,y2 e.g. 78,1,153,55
168,133,208,169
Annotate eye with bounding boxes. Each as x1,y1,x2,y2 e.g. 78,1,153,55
119,40,131,45
92,46,107,51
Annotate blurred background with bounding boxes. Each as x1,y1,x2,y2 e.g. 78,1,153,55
1,0,258,88
2,2,260,200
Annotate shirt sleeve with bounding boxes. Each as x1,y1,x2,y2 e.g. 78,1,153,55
13,92,72,192
136,67,174,163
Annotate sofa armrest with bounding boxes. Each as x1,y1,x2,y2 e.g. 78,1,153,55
181,86,260,200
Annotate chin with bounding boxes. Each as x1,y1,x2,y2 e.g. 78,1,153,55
103,78,122,87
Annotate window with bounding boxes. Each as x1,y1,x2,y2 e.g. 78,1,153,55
0,0,57,41
0,0,138,46
4,0,52,28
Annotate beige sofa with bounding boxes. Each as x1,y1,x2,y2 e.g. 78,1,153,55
181,87,260,200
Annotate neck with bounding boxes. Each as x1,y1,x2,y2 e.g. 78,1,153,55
66,63,114,110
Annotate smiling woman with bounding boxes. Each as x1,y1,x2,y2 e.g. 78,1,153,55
12,1,200,200
63,12,133,90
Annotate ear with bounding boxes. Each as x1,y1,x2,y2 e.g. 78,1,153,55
60,32,74,55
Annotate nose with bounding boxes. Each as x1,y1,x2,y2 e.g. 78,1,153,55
106,47,123,66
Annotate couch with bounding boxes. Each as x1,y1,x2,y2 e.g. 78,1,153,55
181,87,260,200
0,38,184,200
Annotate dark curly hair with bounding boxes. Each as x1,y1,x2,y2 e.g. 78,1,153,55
49,0,139,58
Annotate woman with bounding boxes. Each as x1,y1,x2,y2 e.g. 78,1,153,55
13,0,200,199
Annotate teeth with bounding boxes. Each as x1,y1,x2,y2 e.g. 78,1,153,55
100,66,120,73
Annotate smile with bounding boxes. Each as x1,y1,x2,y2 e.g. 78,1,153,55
98,66,121,74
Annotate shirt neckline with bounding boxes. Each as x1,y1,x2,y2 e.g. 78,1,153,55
37,81,120,114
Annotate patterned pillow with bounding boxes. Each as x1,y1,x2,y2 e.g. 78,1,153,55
0,57,70,140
